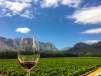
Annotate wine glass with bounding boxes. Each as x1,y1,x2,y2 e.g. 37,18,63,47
17,35,40,76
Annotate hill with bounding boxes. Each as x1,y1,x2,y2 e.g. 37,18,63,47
65,42,101,56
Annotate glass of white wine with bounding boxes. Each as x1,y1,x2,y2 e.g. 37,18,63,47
17,35,40,76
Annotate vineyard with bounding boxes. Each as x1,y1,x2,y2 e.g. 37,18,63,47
0,57,101,76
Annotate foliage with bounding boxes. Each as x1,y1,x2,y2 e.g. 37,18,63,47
0,57,101,76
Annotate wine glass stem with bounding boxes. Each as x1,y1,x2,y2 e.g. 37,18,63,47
27,70,30,76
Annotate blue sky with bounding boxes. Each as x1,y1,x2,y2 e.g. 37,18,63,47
1,0,101,49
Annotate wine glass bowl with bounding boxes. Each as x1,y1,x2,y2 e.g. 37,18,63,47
18,52,40,70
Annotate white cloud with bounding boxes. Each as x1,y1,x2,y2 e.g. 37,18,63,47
81,28,101,34
0,0,82,18
0,0,33,19
20,10,33,19
16,27,31,33
83,40,101,44
40,0,60,8
11,2,30,12
70,6,101,24
61,0,81,8
40,0,81,8
16,0,32,3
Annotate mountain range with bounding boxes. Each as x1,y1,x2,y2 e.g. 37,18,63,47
65,42,101,56
0,36,57,51
1,35,101,56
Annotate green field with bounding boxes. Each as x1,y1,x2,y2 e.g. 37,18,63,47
0,57,101,76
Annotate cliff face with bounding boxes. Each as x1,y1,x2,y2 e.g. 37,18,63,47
0,36,57,51
39,42,57,51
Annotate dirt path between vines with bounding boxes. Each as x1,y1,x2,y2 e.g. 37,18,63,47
81,67,101,76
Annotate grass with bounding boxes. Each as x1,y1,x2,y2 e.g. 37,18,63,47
0,57,101,76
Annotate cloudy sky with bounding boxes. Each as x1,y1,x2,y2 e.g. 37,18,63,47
0,0,101,49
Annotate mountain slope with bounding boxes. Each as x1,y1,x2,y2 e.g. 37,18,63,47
65,42,101,56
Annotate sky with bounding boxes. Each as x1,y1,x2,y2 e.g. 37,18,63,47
1,0,101,49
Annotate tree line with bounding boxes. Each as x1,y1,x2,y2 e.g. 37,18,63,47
0,50,101,59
